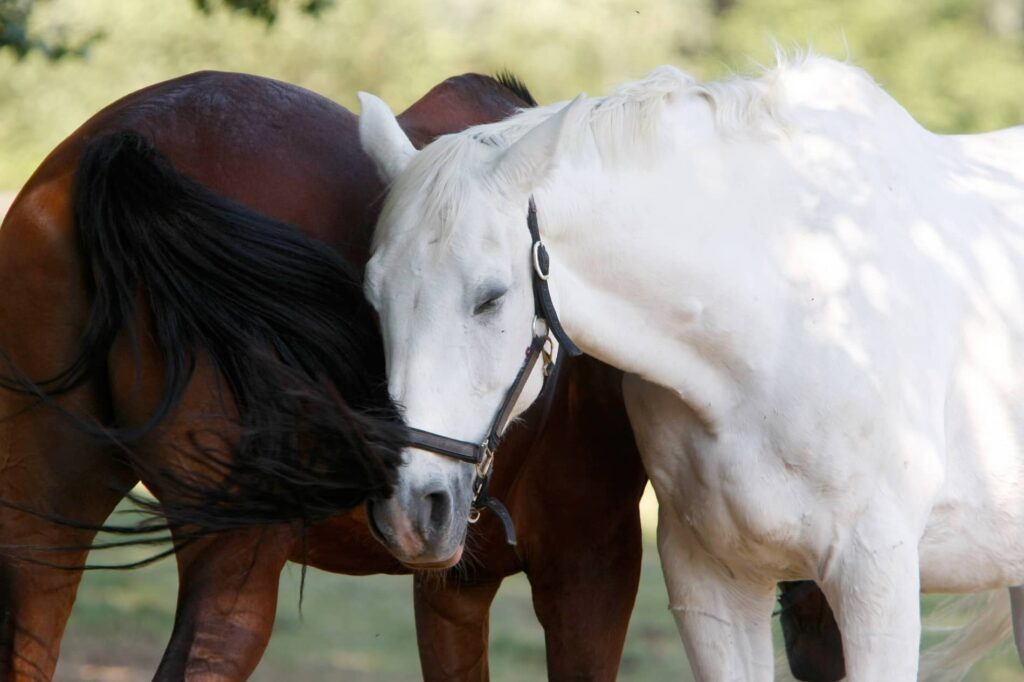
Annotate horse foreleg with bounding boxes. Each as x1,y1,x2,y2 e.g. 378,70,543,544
658,508,776,682
817,508,920,682
525,516,642,681
153,524,294,682
413,572,501,682
778,580,846,681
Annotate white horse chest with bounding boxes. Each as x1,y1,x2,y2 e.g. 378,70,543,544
622,373,876,576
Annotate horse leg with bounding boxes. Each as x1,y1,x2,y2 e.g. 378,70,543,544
413,572,502,681
526,516,642,681
657,508,776,682
778,581,845,681
816,509,920,682
153,524,295,682
106,330,296,682
0,192,135,680
0,403,131,682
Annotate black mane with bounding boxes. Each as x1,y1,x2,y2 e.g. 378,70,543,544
494,70,538,108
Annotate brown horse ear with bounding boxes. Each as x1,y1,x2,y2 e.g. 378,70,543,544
491,93,586,197
358,92,416,183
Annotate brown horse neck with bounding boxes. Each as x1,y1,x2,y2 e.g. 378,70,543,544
398,73,532,148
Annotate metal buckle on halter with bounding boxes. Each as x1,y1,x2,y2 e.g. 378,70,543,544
476,440,495,480
468,440,495,525
531,316,555,377
541,337,554,377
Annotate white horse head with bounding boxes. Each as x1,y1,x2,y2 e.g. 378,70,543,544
358,92,585,565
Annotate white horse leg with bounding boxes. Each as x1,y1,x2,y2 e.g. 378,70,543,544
818,509,921,682
658,507,776,682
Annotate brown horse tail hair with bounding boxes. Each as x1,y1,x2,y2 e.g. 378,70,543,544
0,129,406,544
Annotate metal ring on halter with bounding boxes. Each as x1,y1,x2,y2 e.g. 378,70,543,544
532,241,550,281
532,315,549,338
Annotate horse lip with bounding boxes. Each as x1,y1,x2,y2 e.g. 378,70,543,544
401,545,464,571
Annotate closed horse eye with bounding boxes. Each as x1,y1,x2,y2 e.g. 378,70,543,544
473,289,506,316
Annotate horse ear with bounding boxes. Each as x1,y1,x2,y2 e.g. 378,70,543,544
491,93,586,196
358,92,416,183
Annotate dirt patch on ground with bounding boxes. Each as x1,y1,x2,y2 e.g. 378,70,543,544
53,633,163,682
52,635,382,682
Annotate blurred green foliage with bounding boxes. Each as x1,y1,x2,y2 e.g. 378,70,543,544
193,0,337,24
0,0,102,61
1,0,1023,190
1,0,331,61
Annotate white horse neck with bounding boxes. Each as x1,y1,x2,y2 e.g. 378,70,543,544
533,56,1016,431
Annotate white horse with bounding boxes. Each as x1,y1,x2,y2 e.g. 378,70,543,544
358,54,1024,680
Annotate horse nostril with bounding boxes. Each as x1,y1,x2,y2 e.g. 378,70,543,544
422,490,452,536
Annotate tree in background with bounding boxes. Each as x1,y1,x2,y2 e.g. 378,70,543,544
0,0,334,61
193,0,336,24
0,0,101,60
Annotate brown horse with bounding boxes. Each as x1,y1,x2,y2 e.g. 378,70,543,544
0,70,844,681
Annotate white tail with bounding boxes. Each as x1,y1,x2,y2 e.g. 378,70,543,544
917,591,1013,682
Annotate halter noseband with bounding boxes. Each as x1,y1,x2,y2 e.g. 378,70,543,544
404,197,581,545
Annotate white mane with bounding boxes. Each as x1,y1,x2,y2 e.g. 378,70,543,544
375,52,887,249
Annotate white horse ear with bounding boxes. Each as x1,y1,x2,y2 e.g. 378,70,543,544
358,92,416,183
492,93,586,196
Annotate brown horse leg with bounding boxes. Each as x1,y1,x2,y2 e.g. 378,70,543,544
0,186,136,680
152,524,295,682
778,580,846,682
413,572,502,681
0,407,131,682
526,517,643,682
106,330,296,682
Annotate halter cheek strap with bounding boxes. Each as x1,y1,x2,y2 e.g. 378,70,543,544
528,198,582,357
402,197,581,545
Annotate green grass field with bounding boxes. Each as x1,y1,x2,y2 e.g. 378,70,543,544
48,491,1024,682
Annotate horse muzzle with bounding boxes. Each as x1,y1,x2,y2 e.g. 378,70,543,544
366,477,469,567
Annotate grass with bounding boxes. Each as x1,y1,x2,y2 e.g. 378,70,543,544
50,491,1024,681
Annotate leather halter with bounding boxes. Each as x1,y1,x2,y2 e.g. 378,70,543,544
404,197,582,545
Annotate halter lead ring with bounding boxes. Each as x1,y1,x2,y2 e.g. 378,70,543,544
403,198,581,545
